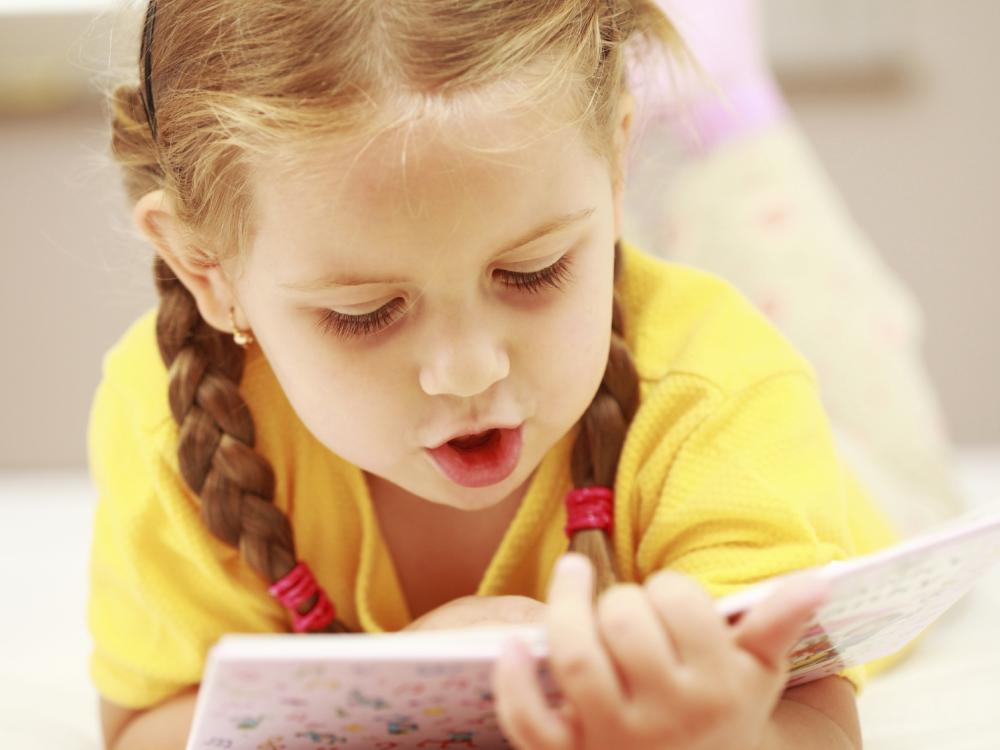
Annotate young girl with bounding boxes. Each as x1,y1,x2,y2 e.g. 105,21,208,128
90,1,901,747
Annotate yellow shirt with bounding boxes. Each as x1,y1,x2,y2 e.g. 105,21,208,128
87,241,900,709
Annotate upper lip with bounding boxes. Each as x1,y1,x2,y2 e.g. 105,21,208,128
427,421,523,450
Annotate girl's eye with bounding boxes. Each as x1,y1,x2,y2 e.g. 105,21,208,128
494,253,574,294
316,298,406,339
316,253,574,340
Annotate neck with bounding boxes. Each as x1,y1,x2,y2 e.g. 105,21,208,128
365,472,531,531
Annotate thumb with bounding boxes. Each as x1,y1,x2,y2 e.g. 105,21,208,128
732,573,830,670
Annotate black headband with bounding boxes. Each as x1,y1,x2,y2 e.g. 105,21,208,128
138,0,159,141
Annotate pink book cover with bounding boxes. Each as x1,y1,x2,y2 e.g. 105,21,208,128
186,509,1000,750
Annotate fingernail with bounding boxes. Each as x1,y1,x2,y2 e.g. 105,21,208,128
555,553,590,576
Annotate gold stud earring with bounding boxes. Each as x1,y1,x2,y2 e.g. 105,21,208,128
229,307,255,347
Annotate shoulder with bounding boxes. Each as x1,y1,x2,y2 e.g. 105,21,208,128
93,307,172,434
617,240,815,394
612,243,851,583
87,308,196,546
614,242,830,475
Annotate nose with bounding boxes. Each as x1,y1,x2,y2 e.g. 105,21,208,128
418,311,510,398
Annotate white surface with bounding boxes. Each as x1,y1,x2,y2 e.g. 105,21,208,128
0,474,99,748
0,449,997,750
857,448,1000,750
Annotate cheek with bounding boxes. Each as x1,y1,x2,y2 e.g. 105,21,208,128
257,316,410,461
528,271,614,413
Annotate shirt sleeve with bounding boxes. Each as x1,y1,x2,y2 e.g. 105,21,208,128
634,370,876,694
86,372,281,709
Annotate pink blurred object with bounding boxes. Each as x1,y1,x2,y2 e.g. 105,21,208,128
630,0,788,152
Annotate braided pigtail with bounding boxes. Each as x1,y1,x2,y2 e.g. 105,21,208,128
111,83,349,633
566,239,640,595
561,0,645,596
153,255,351,633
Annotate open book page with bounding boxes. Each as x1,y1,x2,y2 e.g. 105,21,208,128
186,509,1000,750
718,507,1000,687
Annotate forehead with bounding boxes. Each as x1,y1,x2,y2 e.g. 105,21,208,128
248,96,606,271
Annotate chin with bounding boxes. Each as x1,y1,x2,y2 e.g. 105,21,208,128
435,464,535,512
430,486,509,512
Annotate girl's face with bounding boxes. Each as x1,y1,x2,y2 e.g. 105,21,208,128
237,94,632,512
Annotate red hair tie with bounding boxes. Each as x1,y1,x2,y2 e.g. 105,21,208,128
268,561,337,633
564,486,614,537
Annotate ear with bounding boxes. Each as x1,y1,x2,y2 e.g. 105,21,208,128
133,190,243,334
611,90,636,240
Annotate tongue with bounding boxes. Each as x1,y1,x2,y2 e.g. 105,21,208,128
449,430,497,449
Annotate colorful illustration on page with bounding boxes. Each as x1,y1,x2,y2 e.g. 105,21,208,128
189,658,561,749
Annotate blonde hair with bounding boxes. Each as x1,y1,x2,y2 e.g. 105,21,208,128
109,0,685,631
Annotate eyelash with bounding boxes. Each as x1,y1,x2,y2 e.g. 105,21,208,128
316,253,575,339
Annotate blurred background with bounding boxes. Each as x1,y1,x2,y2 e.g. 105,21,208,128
0,0,997,469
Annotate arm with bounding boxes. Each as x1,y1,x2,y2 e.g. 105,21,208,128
100,690,198,750
761,677,863,750
405,594,547,631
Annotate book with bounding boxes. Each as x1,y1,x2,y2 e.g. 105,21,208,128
186,508,1000,750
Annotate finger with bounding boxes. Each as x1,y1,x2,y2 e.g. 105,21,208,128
545,554,624,722
595,584,680,703
733,574,831,670
493,637,574,750
644,570,732,670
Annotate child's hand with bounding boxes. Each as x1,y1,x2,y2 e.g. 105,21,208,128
493,553,828,750
405,594,546,631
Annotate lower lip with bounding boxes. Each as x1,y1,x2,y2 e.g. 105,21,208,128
425,426,523,488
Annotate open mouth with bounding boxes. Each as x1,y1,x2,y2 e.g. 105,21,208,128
448,430,498,450
426,426,523,488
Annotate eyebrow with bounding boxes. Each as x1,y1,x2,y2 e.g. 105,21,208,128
280,206,596,291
